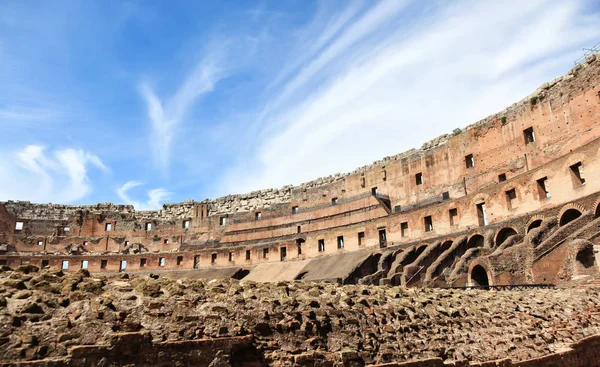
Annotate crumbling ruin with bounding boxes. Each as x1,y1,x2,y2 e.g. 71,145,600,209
1,54,600,366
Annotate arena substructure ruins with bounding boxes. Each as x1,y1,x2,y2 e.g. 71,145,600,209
1,54,600,366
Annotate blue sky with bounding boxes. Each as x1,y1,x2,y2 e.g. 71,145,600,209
1,0,599,209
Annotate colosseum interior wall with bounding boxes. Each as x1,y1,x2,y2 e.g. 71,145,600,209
1,53,600,289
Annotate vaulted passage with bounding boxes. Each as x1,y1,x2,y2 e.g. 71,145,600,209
467,235,484,249
471,265,489,286
527,220,543,233
403,245,428,266
576,246,596,270
233,269,250,280
495,228,517,247
560,208,582,226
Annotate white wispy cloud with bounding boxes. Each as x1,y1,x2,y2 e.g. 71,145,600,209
257,0,409,128
117,181,171,210
0,145,108,203
139,50,230,175
217,0,600,195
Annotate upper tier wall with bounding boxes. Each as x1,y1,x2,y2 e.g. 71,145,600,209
3,53,600,220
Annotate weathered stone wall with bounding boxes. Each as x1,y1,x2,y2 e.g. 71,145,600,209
1,267,600,366
0,53,599,287
3,53,599,220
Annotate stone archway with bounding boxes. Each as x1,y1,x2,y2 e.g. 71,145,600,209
559,208,582,226
470,265,489,286
575,246,596,274
494,227,518,247
467,234,484,249
594,197,600,218
233,269,250,280
527,220,543,233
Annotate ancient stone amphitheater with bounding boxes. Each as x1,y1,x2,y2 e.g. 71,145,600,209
1,54,600,366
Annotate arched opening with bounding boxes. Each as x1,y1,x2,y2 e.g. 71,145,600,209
495,228,517,247
345,253,382,285
390,272,402,286
576,246,595,269
595,203,600,219
370,253,382,272
471,265,489,286
415,245,427,257
381,252,394,272
295,271,308,280
402,245,428,266
233,269,250,280
527,220,543,233
559,208,582,226
441,240,453,251
467,234,484,249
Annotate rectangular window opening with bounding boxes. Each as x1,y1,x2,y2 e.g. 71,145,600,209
100,260,108,269
211,253,217,263
449,208,458,226
37,241,43,246
228,252,234,262
506,188,517,209
331,197,338,205
476,202,488,226
394,205,401,213
183,220,190,229
537,177,551,198
163,239,169,245
358,232,365,246
424,216,433,232
442,191,450,200
337,236,344,249
140,258,147,267
318,239,325,252
280,247,287,261
292,206,299,214
15,221,23,231
81,260,88,270
378,229,387,246
400,222,408,237
41,260,49,268
83,241,88,246
255,212,262,220
296,239,303,255
61,260,69,270
105,223,112,231
498,173,507,182
465,154,474,168
371,187,378,196
120,260,127,272
145,222,152,231
570,162,586,186
297,225,301,234
219,217,226,226
159,258,165,267
415,173,423,185
523,127,535,144
263,248,269,259
193,255,200,269
246,250,251,261
177,256,183,265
